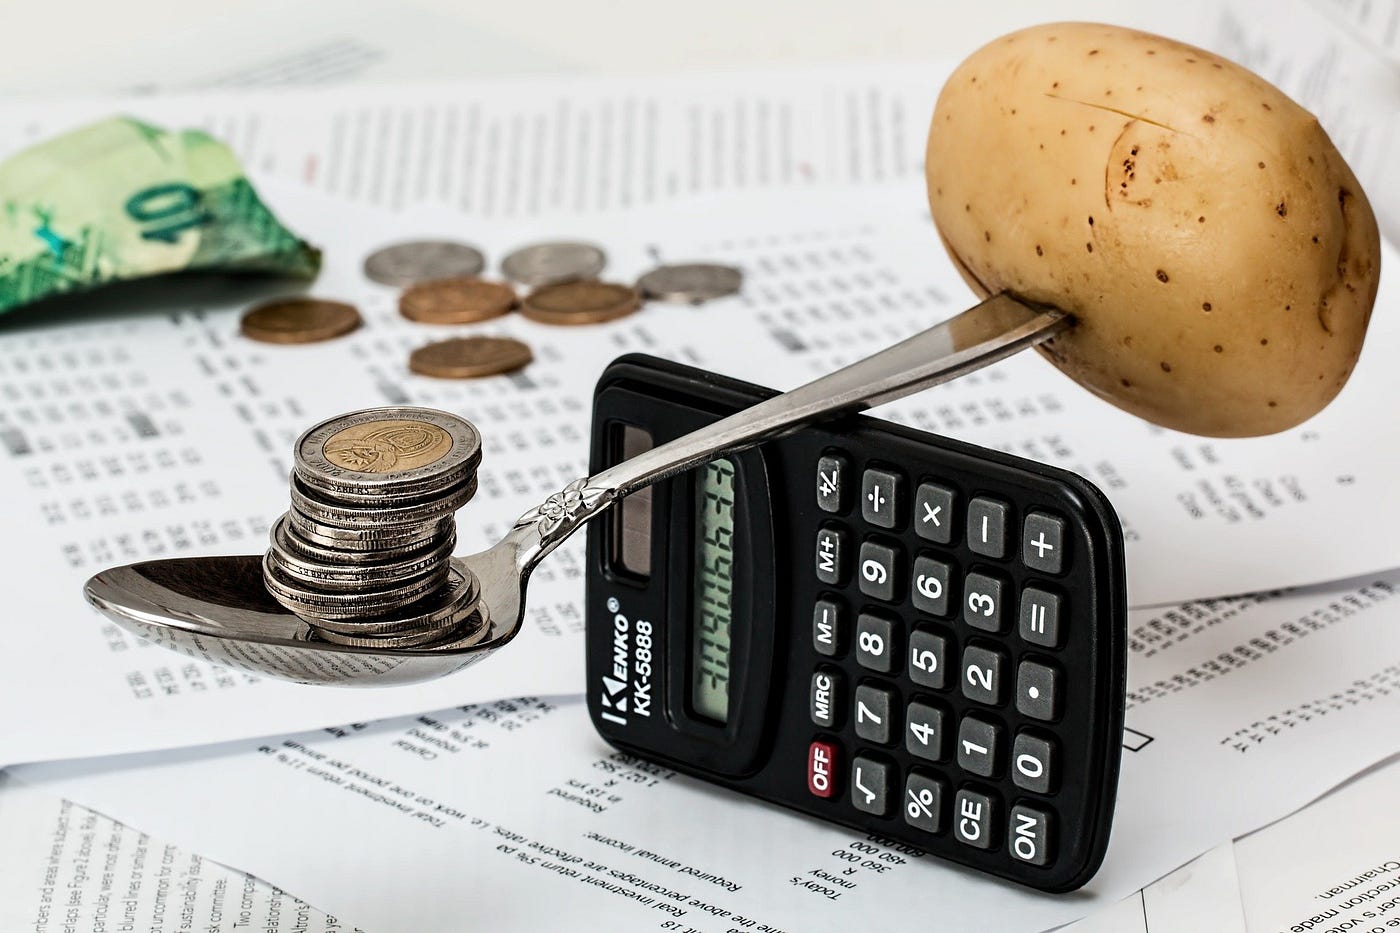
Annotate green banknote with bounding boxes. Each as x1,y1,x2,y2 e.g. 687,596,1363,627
0,116,320,316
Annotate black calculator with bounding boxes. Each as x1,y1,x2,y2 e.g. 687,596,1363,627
584,354,1127,892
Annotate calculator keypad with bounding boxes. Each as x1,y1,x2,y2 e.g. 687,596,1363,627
798,443,1119,892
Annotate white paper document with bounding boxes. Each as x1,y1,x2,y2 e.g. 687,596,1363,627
16,568,1400,932
1065,843,1248,933
0,775,358,933
4,180,1400,766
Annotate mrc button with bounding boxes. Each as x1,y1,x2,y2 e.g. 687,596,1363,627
807,740,839,799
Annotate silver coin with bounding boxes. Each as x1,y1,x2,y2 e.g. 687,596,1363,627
501,241,607,287
290,475,476,530
307,564,481,637
294,407,481,502
363,240,486,288
312,607,484,648
636,263,743,304
269,519,456,591
287,510,452,551
263,554,450,620
271,513,447,566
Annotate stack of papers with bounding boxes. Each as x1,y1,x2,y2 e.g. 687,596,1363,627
2,0,1399,929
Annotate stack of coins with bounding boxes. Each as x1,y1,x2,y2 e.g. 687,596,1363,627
263,407,487,648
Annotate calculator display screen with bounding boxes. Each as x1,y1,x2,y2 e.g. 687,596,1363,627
691,457,738,722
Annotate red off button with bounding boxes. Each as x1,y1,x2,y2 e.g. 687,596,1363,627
807,740,839,798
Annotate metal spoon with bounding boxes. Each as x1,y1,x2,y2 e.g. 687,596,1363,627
84,294,1069,686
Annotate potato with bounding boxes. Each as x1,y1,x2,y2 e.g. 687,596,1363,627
926,22,1381,437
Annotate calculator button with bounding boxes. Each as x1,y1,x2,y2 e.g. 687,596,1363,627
961,645,1006,705
1019,588,1062,649
907,629,948,690
813,598,845,656
954,788,998,850
1012,731,1056,794
911,555,952,617
855,612,897,673
851,756,893,817
807,740,839,799
962,571,1006,633
1016,660,1061,722
914,482,955,544
1023,511,1067,575
861,467,903,529
966,497,1010,559
903,770,947,833
816,453,849,514
905,700,948,761
854,684,896,745
811,669,842,729
815,524,847,585
857,539,901,602
1009,805,1054,867
956,714,1003,777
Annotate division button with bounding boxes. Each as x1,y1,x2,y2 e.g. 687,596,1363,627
914,482,956,544
1019,588,1063,649
962,571,1006,633
1008,804,1053,867
855,612,897,673
954,788,998,850
956,714,1003,777
816,453,849,514
905,700,949,761
810,669,842,729
1023,511,1067,575
907,629,949,690
903,770,947,834
861,467,903,529
854,683,896,745
812,598,845,657
807,740,839,799
961,644,1006,706
1012,731,1056,794
815,524,847,585
911,555,952,618
966,497,1010,559
851,755,893,817
858,538,901,602
1016,660,1061,722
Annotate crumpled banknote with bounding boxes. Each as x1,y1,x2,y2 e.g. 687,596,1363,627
0,116,320,316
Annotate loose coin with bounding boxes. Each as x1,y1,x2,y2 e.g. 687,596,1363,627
501,241,607,287
294,407,482,502
520,280,641,326
398,277,518,324
636,263,744,304
240,298,361,345
364,240,486,287
408,335,534,379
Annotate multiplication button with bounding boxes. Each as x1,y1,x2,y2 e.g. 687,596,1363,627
914,482,955,544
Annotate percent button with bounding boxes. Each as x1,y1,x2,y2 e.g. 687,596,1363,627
903,771,946,833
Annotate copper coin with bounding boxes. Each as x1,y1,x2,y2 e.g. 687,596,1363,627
408,336,534,379
520,280,641,326
240,298,362,345
398,277,518,324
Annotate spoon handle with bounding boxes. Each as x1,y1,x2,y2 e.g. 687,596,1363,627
512,294,1069,564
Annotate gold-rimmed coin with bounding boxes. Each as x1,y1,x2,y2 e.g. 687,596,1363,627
240,298,362,344
398,277,518,324
408,335,534,379
520,280,641,326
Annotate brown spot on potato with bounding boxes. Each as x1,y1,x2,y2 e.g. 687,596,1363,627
1262,102,1272,110
1202,302,1212,311
1257,162,1265,169
1160,361,1172,373
1198,216,1206,223
1035,244,1043,256
1202,114,1215,123
1120,378,1132,387
1155,269,1170,282
984,231,991,242
1276,202,1287,217
1268,400,1277,407
1260,338,1269,346
1088,216,1094,226
1085,242,1093,252
1213,345,1223,353
1088,49,1099,55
